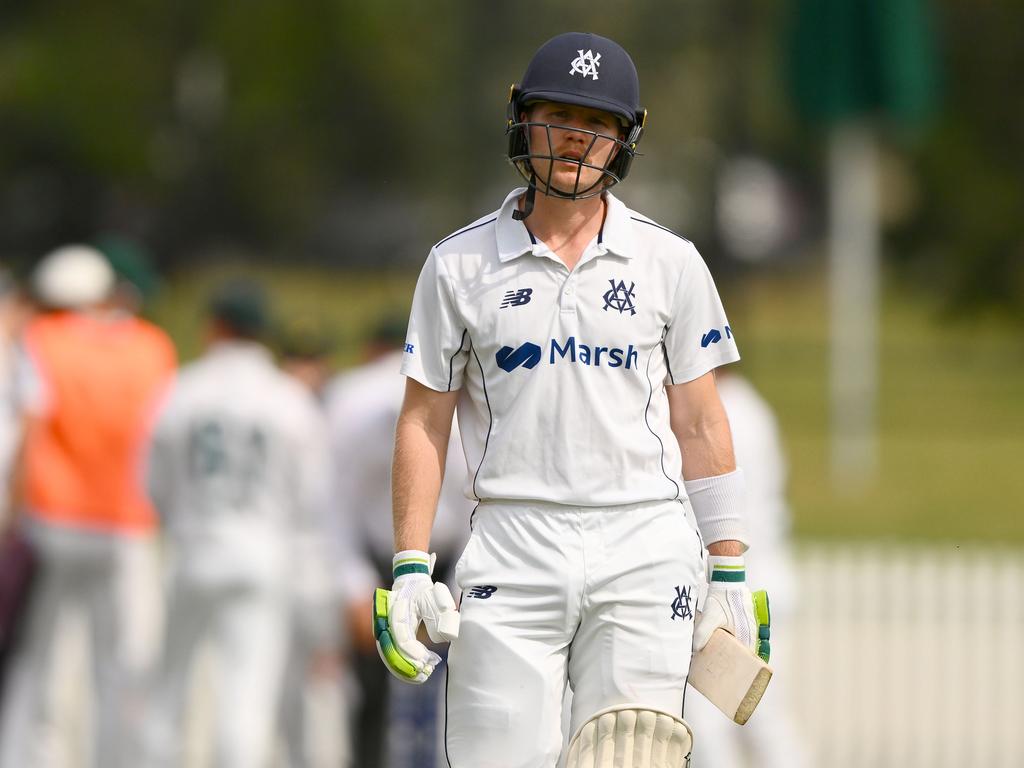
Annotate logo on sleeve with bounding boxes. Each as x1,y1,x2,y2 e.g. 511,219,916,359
495,342,542,372
404,343,415,354
602,279,637,316
670,586,694,621
700,326,733,348
500,288,533,308
467,585,498,599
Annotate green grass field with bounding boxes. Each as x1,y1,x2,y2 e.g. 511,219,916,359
734,270,1024,544
152,263,1024,544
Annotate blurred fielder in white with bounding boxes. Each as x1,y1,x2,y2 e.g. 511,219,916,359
144,279,331,768
324,315,471,768
686,370,806,768
277,316,348,768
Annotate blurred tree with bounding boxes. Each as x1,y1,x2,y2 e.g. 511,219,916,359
0,0,1018,323
892,1,1024,319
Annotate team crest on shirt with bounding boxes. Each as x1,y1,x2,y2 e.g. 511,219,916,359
602,279,637,316
569,49,601,80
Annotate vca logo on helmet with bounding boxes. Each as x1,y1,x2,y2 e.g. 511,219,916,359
569,49,601,80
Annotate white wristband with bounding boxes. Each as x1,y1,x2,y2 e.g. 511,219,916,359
392,550,432,579
684,468,749,549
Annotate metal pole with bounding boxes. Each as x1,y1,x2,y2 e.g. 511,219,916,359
828,122,879,489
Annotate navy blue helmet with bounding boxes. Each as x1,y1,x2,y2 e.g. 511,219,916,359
507,32,647,208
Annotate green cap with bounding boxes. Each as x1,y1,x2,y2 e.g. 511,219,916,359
208,278,269,338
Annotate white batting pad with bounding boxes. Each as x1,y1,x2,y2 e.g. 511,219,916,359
565,704,693,768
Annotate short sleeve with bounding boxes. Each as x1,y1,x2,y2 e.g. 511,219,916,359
400,251,469,392
662,245,740,385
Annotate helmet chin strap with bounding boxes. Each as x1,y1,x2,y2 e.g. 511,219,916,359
512,178,537,221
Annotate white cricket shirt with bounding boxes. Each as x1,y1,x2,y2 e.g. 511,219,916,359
401,188,740,507
147,341,330,582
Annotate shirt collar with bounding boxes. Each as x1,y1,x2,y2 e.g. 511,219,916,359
495,188,535,262
495,187,635,263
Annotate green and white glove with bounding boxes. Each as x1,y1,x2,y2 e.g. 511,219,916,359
373,550,460,684
693,555,771,663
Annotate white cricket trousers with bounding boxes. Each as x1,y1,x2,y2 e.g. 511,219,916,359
444,498,704,768
144,574,288,768
0,525,161,768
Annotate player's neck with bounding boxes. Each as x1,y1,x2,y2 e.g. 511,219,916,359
522,192,606,272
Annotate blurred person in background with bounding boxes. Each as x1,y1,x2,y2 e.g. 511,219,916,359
324,315,472,768
276,314,349,768
278,314,336,400
0,270,29,505
96,234,163,318
0,271,33,711
686,368,806,768
143,279,331,768
0,245,176,768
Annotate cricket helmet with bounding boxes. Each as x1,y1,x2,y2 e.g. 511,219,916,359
506,32,647,204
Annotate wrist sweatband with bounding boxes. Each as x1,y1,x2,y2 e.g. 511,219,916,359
392,550,431,578
684,468,749,549
707,554,746,583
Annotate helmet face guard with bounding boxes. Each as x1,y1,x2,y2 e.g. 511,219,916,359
506,87,646,200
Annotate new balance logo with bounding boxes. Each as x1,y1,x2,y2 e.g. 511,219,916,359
467,585,498,600
700,326,733,348
495,342,542,372
500,288,533,308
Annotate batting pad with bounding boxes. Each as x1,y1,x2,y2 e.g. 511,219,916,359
565,704,693,768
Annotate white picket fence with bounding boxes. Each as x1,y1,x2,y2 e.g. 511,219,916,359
789,543,1024,768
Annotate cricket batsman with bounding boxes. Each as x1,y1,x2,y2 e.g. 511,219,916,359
374,32,769,767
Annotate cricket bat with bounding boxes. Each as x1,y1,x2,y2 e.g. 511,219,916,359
687,628,773,725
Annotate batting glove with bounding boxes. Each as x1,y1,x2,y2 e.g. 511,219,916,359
373,550,460,684
693,555,771,663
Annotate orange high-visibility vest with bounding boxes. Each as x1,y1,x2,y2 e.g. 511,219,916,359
22,312,176,533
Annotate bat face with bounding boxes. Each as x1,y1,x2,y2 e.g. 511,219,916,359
687,628,773,725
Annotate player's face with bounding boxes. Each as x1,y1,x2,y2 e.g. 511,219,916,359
524,102,624,196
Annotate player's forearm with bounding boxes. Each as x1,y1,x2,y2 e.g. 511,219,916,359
673,405,736,481
667,377,748,548
391,413,448,552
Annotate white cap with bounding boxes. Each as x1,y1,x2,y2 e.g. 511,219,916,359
32,245,115,309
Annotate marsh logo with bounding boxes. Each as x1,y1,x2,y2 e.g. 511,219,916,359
496,342,542,372
496,337,638,374
700,326,733,348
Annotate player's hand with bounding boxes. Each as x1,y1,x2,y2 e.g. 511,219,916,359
373,550,460,684
693,555,771,662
